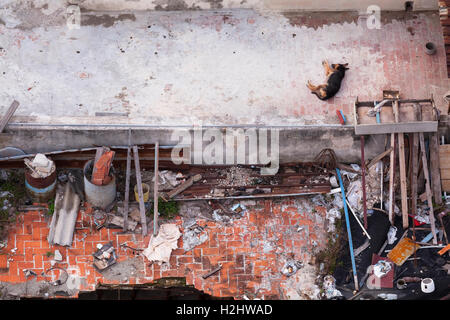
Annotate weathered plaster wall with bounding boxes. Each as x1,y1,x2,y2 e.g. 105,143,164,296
4,0,436,12
0,8,447,126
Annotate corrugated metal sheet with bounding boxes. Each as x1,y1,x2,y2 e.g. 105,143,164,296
47,182,81,246
439,1,450,77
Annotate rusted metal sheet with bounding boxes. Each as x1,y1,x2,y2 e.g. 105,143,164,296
25,169,56,202
387,237,420,266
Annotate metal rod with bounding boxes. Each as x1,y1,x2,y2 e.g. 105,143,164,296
345,199,371,240
336,168,359,291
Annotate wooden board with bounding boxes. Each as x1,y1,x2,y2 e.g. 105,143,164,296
429,133,442,204
439,145,450,192
419,133,438,244
439,145,450,169
388,133,396,225
398,133,409,229
355,121,438,135
410,133,419,216
133,145,148,236
0,100,19,133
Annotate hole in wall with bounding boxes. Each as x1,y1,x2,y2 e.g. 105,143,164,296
405,1,414,11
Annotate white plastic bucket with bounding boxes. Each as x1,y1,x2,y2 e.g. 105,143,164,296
421,278,435,293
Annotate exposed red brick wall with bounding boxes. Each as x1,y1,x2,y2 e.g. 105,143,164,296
0,198,328,299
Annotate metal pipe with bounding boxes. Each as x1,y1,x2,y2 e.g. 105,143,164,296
336,168,359,291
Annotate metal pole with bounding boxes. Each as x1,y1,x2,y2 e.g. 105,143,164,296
336,168,359,291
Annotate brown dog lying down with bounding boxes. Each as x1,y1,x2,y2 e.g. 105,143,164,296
306,61,349,100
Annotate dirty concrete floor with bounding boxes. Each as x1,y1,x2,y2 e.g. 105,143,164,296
0,9,448,126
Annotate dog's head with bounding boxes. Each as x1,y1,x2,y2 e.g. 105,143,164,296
332,63,349,72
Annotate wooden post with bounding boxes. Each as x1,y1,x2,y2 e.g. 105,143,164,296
429,133,442,204
388,133,396,225
411,133,419,216
153,142,159,236
123,129,132,232
419,133,437,244
0,100,19,133
133,146,147,236
360,136,368,229
398,132,409,229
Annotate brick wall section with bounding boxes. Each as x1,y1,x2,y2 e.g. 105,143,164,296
0,198,328,299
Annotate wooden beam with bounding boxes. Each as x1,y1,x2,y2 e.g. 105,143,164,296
419,133,438,244
161,174,203,201
123,148,131,232
411,133,419,216
398,132,409,229
429,133,443,204
367,147,393,169
388,133,396,225
133,145,147,236
153,141,159,236
360,136,368,229
0,100,19,133
354,121,438,135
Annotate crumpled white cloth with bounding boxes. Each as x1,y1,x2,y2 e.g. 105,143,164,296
143,224,181,264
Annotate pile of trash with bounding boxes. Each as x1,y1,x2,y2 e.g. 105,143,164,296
24,153,55,178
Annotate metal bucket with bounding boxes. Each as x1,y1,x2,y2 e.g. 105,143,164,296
83,159,116,209
25,169,57,203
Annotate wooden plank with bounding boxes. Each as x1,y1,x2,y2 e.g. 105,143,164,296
429,133,443,204
153,141,159,236
411,133,419,216
355,121,438,135
123,146,131,232
439,145,450,168
441,168,450,179
0,100,20,133
398,132,409,229
388,133,396,225
442,179,450,192
133,145,147,236
162,174,203,200
419,133,438,244
367,147,393,169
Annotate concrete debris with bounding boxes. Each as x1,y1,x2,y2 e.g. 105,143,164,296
143,224,181,265
377,293,398,300
323,275,342,299
346,180,363,215
326,208,341,233
387,226,398,245
216,167,258,187
154,170,181,188
54,250,63,262
24,153,55,178
373,260,392,278
182,222,208,252
281,260,304,277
